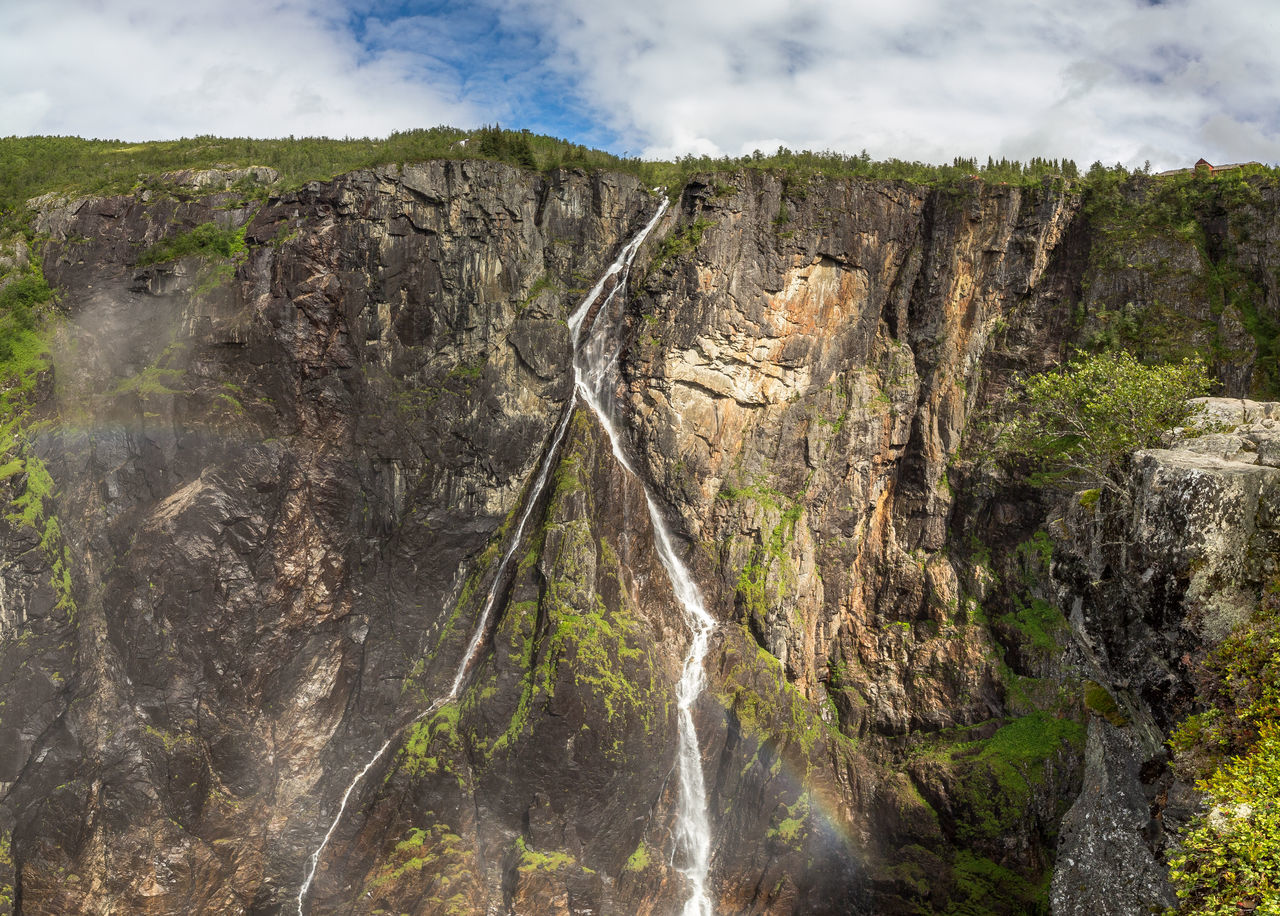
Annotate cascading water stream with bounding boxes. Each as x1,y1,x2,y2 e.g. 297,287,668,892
566,198,716,915
296,198,713,916
295,398,579,915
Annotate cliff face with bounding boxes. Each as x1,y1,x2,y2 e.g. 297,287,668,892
1049,398,1280,916
624,174,1087,912
1,162,1277,915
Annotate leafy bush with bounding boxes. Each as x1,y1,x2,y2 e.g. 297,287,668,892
0,274,45,344
1168,723,1280,915
1168,582,1280,913
136,221,248,266
991,350,1212,502
1172,587,1280,779
0,272,49,319
0,260,52,362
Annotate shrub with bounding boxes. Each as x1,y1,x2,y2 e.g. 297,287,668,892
136,221,248,266
1168,723,1280,914
0,273,49,324
991,350,1212,503
1168,582,1280,912
1171,587,1280,780
0,263,52,367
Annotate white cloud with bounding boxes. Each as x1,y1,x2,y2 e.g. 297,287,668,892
1,0,1276,170
0,0,475,140
493,0,1280,169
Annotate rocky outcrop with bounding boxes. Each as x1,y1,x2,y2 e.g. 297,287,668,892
1049,398,1280,915
2,160,1278,916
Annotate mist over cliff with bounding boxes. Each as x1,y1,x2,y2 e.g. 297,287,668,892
1,147,1278,915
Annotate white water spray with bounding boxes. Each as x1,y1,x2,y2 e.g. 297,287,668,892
296,199,714,915
567,199,716,915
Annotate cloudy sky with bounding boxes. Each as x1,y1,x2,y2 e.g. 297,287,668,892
2,0,1277,170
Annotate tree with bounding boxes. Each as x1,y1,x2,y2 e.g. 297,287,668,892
510,131,537,170
993,350,1213,503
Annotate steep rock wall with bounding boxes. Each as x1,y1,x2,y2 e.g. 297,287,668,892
623,173,1087,912
1,163,1277,915
1,162,664,914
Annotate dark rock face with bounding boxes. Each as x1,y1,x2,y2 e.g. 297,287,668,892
3,161,669,914
621,173,1091,912
1,163,1276,915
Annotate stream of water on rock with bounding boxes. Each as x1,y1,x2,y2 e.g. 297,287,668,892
565,199,716,916
298,198,714,915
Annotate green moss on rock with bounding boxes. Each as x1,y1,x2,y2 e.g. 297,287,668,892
945,851,1050,916
1082,681,1129,727
623,841,652,872
514,836,590,875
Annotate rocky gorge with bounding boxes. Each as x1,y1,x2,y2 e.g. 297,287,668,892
0,154,1278,915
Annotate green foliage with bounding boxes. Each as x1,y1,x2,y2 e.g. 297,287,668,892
717,626,850,780
0,251,72,615
365,822,468,897
515,836,580,873
1016,531,1054,570
624,841,652,872
1000,597,1069,655
910,712,1080,828
4,133,1279,246
719,475,805,634
136,221,247,265
1172,587,1280,781
766,793,811,847
0,273,47,322
992,350,1212,501
657,148,1091,196
481,598,541,757
945,851,1050,916
650,218,715,273
110,366,184,399
474,416,665,763
0,831,12,911
445,354,487,382
1168,582,1280,913
1083,680,1129,727
473,125,537,169
950,713,1085,843
903,712,1083,914
400,704,465,786
1168,723,1280,915
1080,167,1280,396
0,133,1162,239
0,130,644,233
0,252,51,362
520,273,558,310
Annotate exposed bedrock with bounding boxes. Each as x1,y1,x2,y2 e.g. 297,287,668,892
2,163,1278,915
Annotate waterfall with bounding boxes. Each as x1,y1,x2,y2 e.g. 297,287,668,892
297,197,714,915
567,198,716,915
296,322,580,916
294,733,398,915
